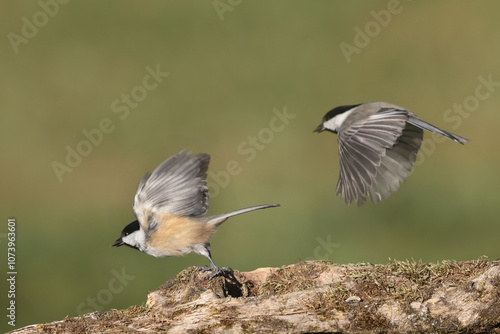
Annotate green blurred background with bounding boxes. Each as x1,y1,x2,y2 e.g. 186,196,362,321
1,0,499,330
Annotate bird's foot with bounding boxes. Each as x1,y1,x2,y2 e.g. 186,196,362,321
198,265,212,273
198,265,233,280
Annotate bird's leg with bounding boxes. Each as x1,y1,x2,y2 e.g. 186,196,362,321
198,248,232,280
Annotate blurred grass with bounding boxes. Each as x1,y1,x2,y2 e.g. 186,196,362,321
1,0,500,331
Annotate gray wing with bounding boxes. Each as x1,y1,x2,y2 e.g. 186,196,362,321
133,150,210,228
337,109,422,206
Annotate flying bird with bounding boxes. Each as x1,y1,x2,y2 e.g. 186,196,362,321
314,102,469,206
112,150,279,279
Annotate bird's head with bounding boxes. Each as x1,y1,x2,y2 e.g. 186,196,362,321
111,220,143,251
314,104,361,134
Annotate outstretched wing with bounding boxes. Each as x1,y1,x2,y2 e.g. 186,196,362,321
133,150,210,229
336,108,422,206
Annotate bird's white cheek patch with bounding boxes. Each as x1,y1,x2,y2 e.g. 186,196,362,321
324,109,354,132
123,229,147,251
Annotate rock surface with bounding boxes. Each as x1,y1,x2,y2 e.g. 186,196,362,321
10,259,500,333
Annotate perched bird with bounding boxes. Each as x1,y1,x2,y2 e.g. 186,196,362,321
112,150,279,279
314,102,469,206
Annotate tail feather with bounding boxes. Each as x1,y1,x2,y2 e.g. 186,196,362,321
408,116,470,144
206,204,280,227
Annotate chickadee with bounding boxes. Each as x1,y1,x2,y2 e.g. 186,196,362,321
314,102,469,206
112,150,279,279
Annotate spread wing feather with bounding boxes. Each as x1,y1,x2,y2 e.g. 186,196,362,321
133,150,210,230
337,109,422,206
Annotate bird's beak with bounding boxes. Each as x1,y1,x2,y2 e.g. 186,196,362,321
313,124,325,133
111,238,124,247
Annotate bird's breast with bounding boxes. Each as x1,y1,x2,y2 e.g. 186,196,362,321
145,214,216,257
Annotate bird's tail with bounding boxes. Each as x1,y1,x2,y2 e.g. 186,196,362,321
408,116,470,144
205,204,280,227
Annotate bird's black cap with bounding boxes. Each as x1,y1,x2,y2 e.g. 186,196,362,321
322,104,361,122
314,104,361,133
122,220,140,236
